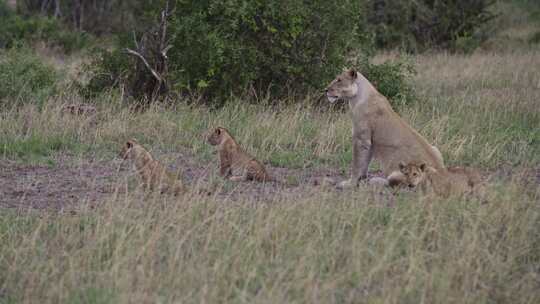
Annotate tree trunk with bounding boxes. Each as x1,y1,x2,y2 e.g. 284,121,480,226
6,0,17,11
40,0,50,15
54,0,61,18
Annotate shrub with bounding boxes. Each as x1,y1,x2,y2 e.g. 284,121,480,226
82,1,417,106
77,47,130,99
17,0,156,35
367,0,497,52
0,47,57,105
83,0,370,103
0,1,90,53
166,0,367,100
362,59,416,107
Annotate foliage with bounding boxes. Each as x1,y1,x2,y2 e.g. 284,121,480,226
0,1,90,53
362,59,416,107
84,0,415,105
162,0,366,101
367,0,497,52
0,47,57,105
77,47,130,99
18,0,158,34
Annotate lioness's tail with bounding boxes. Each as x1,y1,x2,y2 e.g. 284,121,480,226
387,170,406,188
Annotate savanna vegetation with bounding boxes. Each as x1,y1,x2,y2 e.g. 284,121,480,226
0,0,539,303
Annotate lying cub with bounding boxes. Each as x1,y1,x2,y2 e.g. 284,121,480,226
206,127,273,182
120,139,185,195
389,162,485,200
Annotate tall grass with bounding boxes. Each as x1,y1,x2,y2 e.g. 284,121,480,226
2,56,538,170
0,183,538,303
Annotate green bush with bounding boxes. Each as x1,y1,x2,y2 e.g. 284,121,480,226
367,0,497,52
77,47,130,99
84,0,369,102
363,59,416,107
0,47,57,105
83,1,416,106
166,0,367,100
0,1,90,53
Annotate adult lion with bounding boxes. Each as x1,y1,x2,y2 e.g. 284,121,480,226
325,69,444,188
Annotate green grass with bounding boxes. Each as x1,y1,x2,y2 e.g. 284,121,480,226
0,47,58,104
0,134,80,164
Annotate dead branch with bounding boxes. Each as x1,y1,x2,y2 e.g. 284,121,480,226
125,48,163,83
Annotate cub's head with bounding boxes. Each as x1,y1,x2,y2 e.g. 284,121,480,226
120,139,138,160
399,162,427,188
206,127,228,146
325,69,360,103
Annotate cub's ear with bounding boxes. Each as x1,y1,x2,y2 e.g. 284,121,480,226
126,139,136,148
348,69,358,80
215,128,222,135
419,163,427,171
399,162,406,170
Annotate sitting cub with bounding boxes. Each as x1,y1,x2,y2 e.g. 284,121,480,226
120,139,185,195
206,127,273,182
390,162,485,200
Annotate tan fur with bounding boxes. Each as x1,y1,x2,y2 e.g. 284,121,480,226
120,139,185,195
325,69,445,188
206,127,272,182
396,162,485,199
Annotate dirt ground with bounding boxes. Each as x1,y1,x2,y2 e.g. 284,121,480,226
1,150,538,210
0,151,386,210
0,155,118,209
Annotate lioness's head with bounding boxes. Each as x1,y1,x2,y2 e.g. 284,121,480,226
325,69,360,103
120,139,138,160
399,162,427,188
207,127,228,146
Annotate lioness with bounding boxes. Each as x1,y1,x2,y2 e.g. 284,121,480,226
120,139,185,195
325,69,445,188
206,127,273,182
393,162,485,199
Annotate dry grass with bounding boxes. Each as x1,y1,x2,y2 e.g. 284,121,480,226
0,182,538,303
409,49,540,168
1,3,540,303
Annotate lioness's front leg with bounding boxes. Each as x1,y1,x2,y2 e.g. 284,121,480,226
220,165,232,178
338,134,372,189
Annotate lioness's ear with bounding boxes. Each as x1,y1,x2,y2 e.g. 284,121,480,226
399,162,406,170
126,141,133,148
419,163,426,171
215,128,221,135
348,69,358,80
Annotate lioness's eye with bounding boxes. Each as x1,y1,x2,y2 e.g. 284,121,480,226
337,78,341,82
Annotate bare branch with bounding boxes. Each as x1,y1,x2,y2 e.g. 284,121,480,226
162,45,173,59
125,48,162,83
132,31,139,50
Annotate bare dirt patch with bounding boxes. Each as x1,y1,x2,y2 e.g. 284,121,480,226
4,148,537,211
0,156,117,210
0,150,391,210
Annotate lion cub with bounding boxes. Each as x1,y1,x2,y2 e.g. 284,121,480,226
392,162,485,200
206,127,273,182
120,139,185,195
